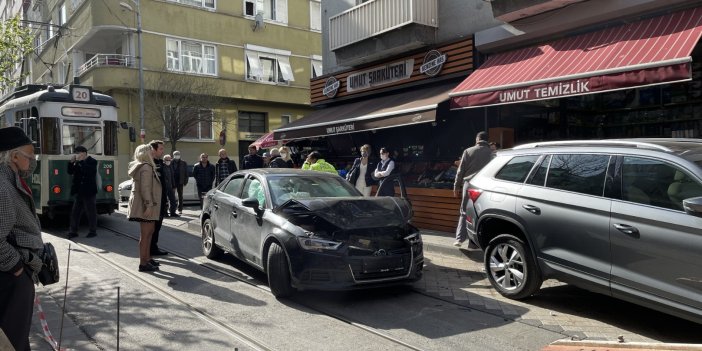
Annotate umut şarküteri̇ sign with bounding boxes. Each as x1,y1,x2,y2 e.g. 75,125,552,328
346,59,414,92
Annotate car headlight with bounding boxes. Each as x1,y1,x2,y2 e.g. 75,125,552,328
297,236,342,252
404,232,422,245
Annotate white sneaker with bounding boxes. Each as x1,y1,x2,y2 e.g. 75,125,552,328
453,240,463,247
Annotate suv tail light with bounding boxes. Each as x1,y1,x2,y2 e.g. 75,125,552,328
467,188,482,203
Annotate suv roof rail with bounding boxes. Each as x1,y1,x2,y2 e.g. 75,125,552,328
512,139,672,152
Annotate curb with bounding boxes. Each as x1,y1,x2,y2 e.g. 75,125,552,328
544,340,702,351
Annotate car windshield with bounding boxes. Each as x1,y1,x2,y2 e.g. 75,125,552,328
267,175,360,208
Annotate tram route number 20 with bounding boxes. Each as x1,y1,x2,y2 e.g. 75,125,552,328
72,87,91,102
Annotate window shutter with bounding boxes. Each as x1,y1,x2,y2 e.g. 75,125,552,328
277,56,294,81
246,52,263,78
312,60,323,78
276,0,287,24
310,1,321,31
256,0,264,16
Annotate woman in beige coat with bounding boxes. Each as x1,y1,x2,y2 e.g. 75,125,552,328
127,144,162,272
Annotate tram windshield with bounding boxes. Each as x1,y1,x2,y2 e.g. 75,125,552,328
63,124,103,155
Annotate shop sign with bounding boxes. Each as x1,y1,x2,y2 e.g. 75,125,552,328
346,59,414,93
496,79,590,103
326,123,355,135
420,50,447,77
323,77,340,98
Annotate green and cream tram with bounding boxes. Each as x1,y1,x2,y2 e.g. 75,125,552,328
0,84,119,220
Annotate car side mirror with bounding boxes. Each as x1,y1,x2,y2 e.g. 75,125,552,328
682,197,702,217
242,197,264,216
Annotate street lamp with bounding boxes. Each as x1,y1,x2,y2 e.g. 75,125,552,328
119,0,145,142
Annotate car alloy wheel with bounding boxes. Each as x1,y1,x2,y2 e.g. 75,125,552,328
202,219,222,259
485,234,541,299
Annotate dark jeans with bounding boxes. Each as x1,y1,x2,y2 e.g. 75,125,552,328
166,187,177,215
175,184,185,212
0,268,34,351
197,186,211,209
69,193,97,235
151,194,167,252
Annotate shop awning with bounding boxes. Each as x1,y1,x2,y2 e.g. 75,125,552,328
273,83,454,140
450,7,702,109
250,132,279,149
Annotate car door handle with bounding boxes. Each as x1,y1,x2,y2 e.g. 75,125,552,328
231,210,238,218
613,223,639,237
522,204,541,215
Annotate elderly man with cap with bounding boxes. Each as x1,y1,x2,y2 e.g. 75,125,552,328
0,126,45,351
67,145,99,238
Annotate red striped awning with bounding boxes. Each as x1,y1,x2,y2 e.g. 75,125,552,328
450,7,702,109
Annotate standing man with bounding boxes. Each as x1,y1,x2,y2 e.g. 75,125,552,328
215,148,238,186
453,131,492,248
242,145,263,169
193,153,215,208
0,127,45,351
162,154,178,217
149,140,168,256
67,145,98,238
171,150,188,214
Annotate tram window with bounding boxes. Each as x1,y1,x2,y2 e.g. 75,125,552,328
62,124,103,155
104,121,118,156
41,117,61,155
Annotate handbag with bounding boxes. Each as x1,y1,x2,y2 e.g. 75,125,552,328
37,243,60,286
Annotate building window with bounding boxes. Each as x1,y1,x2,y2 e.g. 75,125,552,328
238,111,266,133
281,115,291,126
166,38,217,76
164,106,214,140
46,20,54,41
244,0,287,24
310,0,321,31
245,46,294,84
58,3,66,26
311,57,322,79
167,0,215,9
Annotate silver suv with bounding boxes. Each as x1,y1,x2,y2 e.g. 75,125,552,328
465,139,702,324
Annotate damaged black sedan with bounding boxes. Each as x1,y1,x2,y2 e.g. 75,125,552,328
200,169,423,297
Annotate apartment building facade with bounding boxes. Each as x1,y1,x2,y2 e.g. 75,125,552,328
24,0,321,178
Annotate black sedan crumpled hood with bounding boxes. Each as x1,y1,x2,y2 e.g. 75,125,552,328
276,197,412,229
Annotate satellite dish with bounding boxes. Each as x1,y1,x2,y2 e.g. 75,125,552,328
253,12,265,31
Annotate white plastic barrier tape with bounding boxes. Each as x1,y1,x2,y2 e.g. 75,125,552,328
34,294,71,351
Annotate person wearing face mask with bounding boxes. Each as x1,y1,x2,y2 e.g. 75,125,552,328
373,147,396,197
162,154,178,217
268,148,289,168
346,144,376,197
0,127,45,351
278,146,295,168
170,151,188,215
67,145,99,238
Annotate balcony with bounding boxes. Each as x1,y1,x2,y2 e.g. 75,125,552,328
329,0,438,52
77,54,136,76
490,0,588,22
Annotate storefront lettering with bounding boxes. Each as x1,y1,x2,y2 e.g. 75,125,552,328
420,50,447,77
346,59,414,92
326,123,355,134
499,80,591,103
323,77,340,98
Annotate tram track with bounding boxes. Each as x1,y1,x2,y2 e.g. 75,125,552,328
97,223,427,351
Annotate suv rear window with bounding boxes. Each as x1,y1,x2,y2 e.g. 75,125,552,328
495,155,540,183
545,154,610,196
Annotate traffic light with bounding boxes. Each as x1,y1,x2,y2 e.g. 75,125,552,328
129,126,136,142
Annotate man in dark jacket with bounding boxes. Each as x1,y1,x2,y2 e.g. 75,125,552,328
171,150,188,214
453,131,492,248
193,153,215,208
162,154,178,217
149,140,168,256
67,145,98,238
242,145,263,169
268,148,289,168
215,148,238,185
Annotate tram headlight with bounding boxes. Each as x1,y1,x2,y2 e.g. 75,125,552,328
105,185,113,192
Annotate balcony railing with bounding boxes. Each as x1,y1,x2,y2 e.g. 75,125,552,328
329,0,438,51
77,54,136,76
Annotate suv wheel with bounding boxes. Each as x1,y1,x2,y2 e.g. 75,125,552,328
485,234,542,299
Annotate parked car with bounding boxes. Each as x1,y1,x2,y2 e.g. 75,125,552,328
200,169,423,297
465,139,702,324
118,165,199,203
